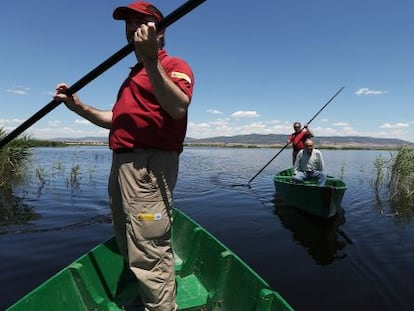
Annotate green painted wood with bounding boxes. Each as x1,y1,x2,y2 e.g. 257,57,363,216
273,168,347,219
6,209,294,311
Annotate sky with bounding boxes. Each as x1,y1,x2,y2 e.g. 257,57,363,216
1,0,413,143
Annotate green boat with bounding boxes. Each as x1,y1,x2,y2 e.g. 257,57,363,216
273,168,347,219
6,208,294,311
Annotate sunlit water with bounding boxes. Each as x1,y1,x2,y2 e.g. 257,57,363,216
1,146,414,310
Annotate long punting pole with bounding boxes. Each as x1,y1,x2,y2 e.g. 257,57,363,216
0,0,206,149
247,86,345,186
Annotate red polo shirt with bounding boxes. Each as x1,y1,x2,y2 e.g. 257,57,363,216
289,130,311,152
109,50,194,153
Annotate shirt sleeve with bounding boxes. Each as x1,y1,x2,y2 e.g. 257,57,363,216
318,151,324,171
294,150,302,172
163,57,194,100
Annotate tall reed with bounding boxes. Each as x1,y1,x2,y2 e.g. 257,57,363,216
388,146,414,206
0,128,37,229
373,146,414,222
0,129,33,189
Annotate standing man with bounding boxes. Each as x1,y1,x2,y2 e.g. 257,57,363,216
54,2,194,310
292,138,327,186
287,121,314,165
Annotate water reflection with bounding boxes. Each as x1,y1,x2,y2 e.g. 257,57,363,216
0,147,112,235
374,190,414,225
273,196,352,266
0,189,40,234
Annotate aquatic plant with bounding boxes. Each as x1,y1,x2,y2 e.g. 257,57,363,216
53,160,65,175
373,146,414,223
373,154,389,193
35,167,47,184
67,164,82,189
388,146,414,206
0,128,33,189
0,128,39,229
339,161,346,180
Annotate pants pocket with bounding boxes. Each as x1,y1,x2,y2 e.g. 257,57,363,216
127,201,171,241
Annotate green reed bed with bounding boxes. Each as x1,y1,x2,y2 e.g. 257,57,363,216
388,146,414,203
0,129,33,189
0,130,91,231
373,146,414,222
0,129,37,230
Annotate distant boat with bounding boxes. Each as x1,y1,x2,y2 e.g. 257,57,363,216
6,208,294,311
273,168,347,219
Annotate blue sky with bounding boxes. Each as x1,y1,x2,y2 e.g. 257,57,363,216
1,0,413,142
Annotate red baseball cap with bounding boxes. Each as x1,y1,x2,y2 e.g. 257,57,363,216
113,1,164,23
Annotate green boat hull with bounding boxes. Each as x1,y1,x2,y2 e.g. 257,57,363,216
273,168,347,219
6,209,293,311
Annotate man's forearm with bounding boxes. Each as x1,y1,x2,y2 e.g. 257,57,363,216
144,59,190,119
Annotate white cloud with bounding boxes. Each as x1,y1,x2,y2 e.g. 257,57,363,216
332,122,349,126
6,116,412,143
4,87,30,96
206,109,222,115
74,119,92,125
231,111,260,118
188,120,288,139
267,120,283,125
355,88,387,96
188,122,210,131
188,118,350,139
0,118,25,125
239,122,267,132
48,120,61,127
380,122,410,129
209,118,230,126
27,127,109,139
188,120,231,138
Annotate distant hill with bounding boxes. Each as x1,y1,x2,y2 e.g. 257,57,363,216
47,134,414,149
49,136,108,144
184,134,414,149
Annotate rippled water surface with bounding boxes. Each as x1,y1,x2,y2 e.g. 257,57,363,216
1,146,414,310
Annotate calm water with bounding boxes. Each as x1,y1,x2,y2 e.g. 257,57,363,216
1,146,414,310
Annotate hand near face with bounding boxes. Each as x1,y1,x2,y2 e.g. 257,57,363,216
134,22,159,62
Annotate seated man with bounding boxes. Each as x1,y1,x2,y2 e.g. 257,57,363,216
292,138,327,186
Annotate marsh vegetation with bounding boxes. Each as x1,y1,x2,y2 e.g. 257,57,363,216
0,129,100,233
0,129,37,231
373,146,414,223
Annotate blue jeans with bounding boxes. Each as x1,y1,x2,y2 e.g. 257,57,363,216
292,170,327,186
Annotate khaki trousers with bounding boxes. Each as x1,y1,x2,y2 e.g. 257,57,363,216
108,149,178,311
